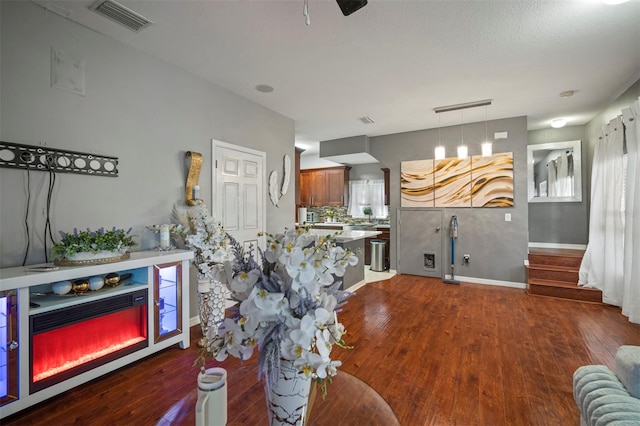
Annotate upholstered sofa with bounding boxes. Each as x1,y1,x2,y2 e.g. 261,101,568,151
573,345,640,425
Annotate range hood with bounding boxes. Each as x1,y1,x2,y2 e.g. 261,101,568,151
319,135,378,165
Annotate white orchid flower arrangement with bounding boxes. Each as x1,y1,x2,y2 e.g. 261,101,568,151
201,226,359,397
171,205,231,281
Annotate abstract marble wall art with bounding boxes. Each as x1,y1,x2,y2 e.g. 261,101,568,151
400,159,435,207
434,157,473,208
470,152,514,207
400,152,513,208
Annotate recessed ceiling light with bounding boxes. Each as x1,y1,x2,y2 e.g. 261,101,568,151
559,90,575,98
551,118,567,128
359,116,375,124
255,84,274,93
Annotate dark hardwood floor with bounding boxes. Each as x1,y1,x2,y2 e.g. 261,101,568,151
4,275,640,425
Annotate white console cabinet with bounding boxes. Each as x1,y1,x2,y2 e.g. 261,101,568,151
0,250,193,419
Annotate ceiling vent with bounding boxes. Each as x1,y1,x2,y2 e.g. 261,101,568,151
90,0,153,32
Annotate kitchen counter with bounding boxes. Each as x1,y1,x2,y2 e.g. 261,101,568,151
309,229,381,242
308,229,382,291
308,222,390,229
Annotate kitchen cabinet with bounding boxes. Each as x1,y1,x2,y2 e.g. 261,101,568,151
381,167,390,206
295,147,304,217
299,166,350,207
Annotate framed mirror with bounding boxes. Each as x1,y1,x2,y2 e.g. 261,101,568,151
527,140,582,203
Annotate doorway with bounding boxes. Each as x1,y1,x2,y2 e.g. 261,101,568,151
211,139,266,257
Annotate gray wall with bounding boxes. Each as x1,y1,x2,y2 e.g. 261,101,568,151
525,79,638,245
527,125,588,244
0,2,295,317
371,116,529,284
349,163,384,181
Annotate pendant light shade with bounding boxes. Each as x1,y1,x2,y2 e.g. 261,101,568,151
457,145,468,159
435,146,445,160
481,142,492,157
457,110,467,159
481,105,492,157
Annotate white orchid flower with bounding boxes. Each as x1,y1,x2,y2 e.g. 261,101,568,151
230,269,260,296
291,248,317,283
280,328,313,360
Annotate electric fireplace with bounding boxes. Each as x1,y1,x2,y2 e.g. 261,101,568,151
29,289,148,393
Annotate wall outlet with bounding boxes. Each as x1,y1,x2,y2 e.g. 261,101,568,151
505,213,512,222
463,254,470,264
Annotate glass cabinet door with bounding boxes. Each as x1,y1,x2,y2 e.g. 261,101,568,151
153,262,182,343
0,291,18,407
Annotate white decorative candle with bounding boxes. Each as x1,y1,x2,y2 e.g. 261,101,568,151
193,185,200,200
160,224,170,249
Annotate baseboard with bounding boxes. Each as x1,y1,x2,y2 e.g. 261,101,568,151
189,316,200,327
443,274,526,290
529,242,587,250
347,279,368,292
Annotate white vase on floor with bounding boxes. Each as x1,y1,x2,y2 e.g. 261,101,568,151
198,278,226,339
263,359,312,426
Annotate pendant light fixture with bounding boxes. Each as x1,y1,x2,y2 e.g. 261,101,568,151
433,99,493,161
457,110,468,159
481,105,492,157
435,113,445,160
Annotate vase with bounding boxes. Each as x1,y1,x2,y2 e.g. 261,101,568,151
55,249,130,266
198,278,226,340
263,359,312,426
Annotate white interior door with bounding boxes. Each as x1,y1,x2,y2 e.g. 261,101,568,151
212,140,266,258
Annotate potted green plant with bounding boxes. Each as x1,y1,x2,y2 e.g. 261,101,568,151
52,227,136,265
325,209,335,222
362,206,373,222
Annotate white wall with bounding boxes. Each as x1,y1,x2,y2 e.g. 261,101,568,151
0,2,295,315
299,151,341,169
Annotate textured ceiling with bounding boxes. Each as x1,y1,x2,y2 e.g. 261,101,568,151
33,0,640,149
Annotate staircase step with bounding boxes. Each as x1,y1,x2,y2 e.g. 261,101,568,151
527,278,602,303
526,264,579,283
528,249,584,268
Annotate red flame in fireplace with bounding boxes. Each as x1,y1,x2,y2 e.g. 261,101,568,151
32,306,147,382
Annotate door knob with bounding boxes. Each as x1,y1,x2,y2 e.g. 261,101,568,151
435,227,441,232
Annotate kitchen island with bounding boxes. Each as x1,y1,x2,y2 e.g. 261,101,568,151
309,229,381,290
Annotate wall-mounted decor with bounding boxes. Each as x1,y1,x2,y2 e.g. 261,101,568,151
185,151,203,206
401,152,513,208
400,159,435,207
51,48,85,96
434,157,473,208
268,154,292,207
470,152,514,207
0,141,118,177
527,140,581,203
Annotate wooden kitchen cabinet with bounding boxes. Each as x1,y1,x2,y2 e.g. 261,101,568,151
381,167,390,206
299,166,350,207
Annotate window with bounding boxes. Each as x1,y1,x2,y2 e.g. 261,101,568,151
347,179,387,219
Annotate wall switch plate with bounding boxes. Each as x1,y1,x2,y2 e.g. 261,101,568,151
505,213,512,222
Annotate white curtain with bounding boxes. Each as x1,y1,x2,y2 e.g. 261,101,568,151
621,97,640,323
579,116,626,306
347,179,386,219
